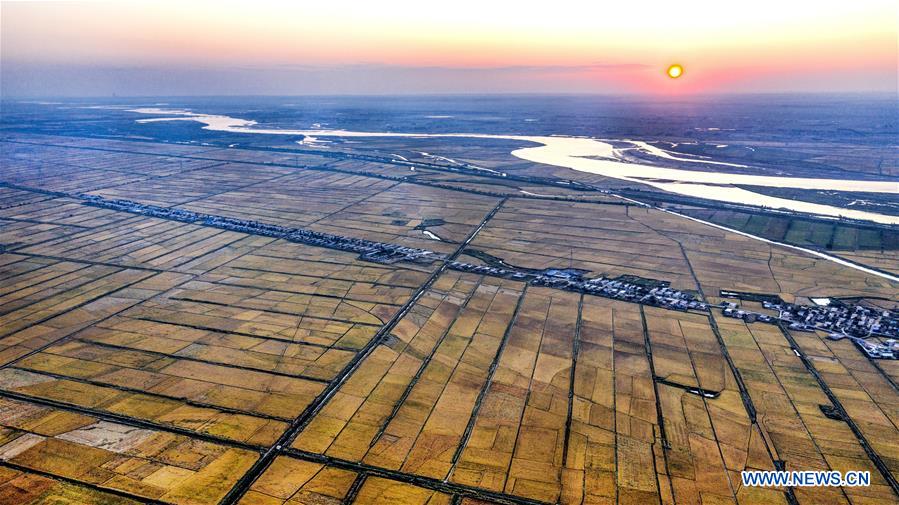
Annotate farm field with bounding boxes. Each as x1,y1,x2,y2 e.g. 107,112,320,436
673,207,899,253
0,133,896,504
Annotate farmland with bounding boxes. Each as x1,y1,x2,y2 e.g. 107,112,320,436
0,132,897,504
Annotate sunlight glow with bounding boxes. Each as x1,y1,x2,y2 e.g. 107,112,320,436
1,0,895,94
667,65,684,79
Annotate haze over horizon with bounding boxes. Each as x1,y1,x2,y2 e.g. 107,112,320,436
2,0,897,97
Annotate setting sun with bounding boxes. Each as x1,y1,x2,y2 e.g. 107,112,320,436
667,64,683,79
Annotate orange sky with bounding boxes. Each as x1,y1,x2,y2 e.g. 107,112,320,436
1,0,896,95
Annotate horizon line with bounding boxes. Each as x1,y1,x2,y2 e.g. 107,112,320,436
4,90,898,100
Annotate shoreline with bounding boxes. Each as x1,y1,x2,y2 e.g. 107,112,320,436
128,107,899,225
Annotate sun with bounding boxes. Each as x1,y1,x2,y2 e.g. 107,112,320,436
667,64,683,79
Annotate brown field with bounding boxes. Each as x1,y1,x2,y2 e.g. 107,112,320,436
0,133,896,504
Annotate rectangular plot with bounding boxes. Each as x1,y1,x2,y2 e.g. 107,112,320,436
14,339,327,419
352,476,451,505
561,296,617,505
0,271,191,367
230,246,433,287
609,301,670,505
292,271,482,460
167,280,397,326
306,182,498,254
0,255,57,283
0,368,288,446
0,397,258,504
18,217,251,272
364,277,524,475
502,290,579,502
0,187,53,209
74,316,356,382
464,199,696,291
0,465,143,505
788,329,899,487
0,267,154,339
0,218,90,250
449,288,578,502
237,456,357,504
644,308,748,505
123,296,379,350
238,455,454,505
183,170,397,228
0,261,92,312
715,317,852,505
0,198,128,228
204,265,416,306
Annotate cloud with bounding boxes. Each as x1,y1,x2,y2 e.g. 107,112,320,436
2,61,894,97
0,61,654,97
259,63,650,72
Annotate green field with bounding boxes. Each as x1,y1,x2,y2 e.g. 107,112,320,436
679,208,899,251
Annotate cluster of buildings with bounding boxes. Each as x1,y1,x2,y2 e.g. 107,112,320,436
578,277,708,311
721,295,899,360
448,262,709,312
448,261,531,280
80,194,445,264
81,196,201,223
827,334,898,360
760,300,899,339
723,303,776,324
201,217,445,264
